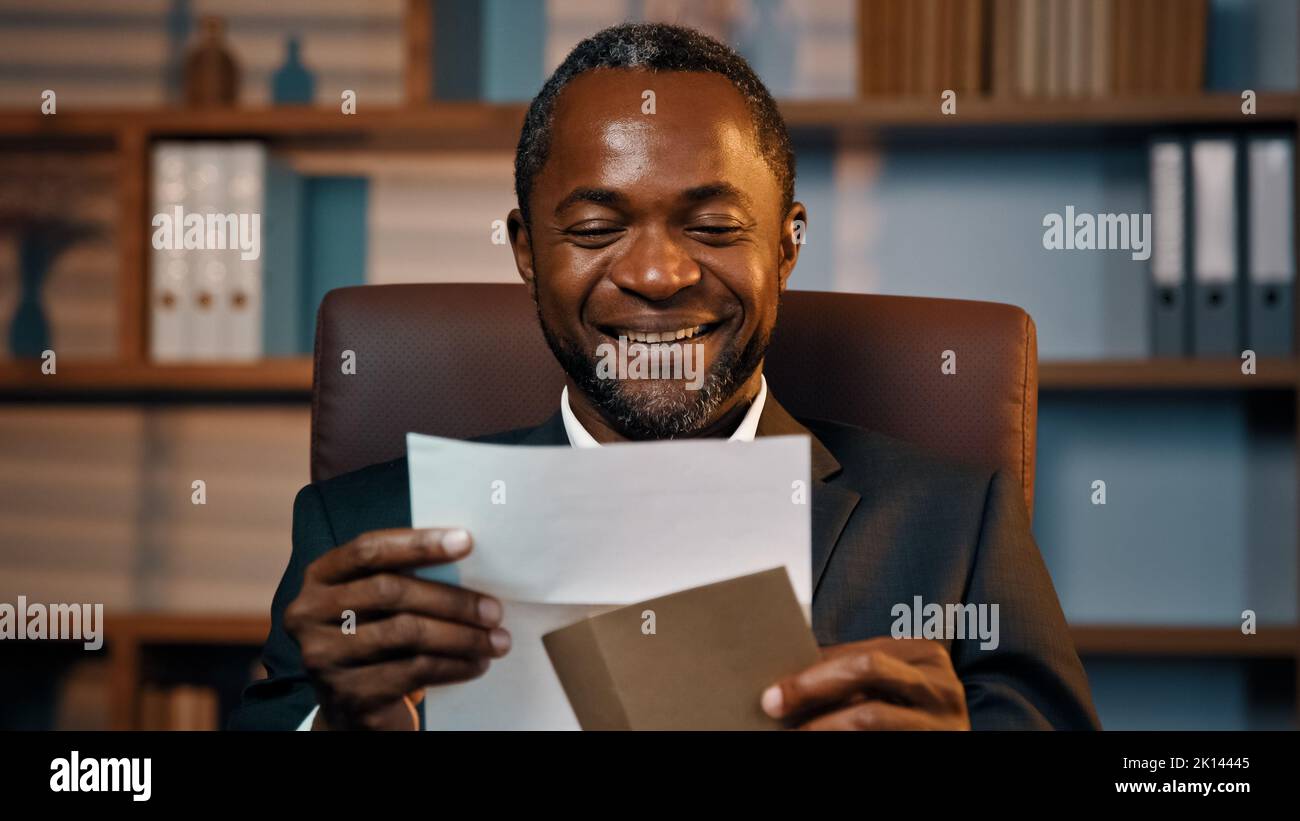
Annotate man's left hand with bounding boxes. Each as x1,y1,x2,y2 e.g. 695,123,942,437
762,636,971,730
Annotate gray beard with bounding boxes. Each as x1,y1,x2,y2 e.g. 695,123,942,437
539,316,770,440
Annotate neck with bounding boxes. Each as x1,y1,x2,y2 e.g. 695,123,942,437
567,368,764,444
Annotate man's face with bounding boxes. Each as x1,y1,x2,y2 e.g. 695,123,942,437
508,69,804,439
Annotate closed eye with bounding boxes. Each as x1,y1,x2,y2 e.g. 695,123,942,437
687,224,745,245
563,224,625,248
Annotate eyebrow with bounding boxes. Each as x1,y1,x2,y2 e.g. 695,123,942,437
553,181,754,217
554,187,626,215
683,182,752,210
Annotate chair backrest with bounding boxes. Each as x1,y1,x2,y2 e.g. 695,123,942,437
312,284,1038,514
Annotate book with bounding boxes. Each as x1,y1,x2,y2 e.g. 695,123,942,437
956,0,985,92
991,0,1018,96
1088,0,1111,97
1065,0,1088,97
1016,0,1041,97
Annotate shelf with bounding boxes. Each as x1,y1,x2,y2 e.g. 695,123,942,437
111,613,270,645
16,613,1294,658
782,93,1300,132
15,612,1293,658
1071,625,1300,658
0,94,1294,146
3,356,1296,397
0,358,313,396
1039,358,1299,390
0,103,530,150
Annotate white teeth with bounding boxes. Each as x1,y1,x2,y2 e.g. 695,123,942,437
619,324,706,343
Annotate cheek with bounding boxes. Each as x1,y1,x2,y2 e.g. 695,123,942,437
536,244,606,330
699,245,778,308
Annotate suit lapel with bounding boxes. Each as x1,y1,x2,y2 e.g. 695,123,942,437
755,394,860,595
525,390,860,594
519,411,568,445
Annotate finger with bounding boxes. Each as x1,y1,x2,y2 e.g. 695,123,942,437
310,528,473,584
820,635,949,665
324,655,491,715
347,614,510,664
763,648,939,720
327,573,503,629
798,700,941,731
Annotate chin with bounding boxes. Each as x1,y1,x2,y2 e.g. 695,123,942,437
540,309,772,440
596,379,728,439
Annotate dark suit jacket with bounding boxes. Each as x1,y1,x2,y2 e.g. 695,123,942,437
231,393,1100,730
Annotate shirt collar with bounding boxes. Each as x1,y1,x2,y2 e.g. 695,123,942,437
560,375,768,448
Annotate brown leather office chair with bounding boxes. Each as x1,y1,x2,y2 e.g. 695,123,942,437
311,283,1039,516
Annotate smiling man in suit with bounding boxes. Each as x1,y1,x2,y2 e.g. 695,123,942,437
231,23,1099,732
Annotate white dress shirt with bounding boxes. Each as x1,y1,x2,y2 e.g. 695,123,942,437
560,374,768,447
298,375,769,729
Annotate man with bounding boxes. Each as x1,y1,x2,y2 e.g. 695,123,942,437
231,23,1099,731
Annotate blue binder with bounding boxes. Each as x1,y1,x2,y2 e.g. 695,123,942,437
1245,136,1295,357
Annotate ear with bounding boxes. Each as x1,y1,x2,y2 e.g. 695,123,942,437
777,202,807,295
507,208,537,299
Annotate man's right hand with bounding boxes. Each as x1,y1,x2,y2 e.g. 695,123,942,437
283,527,509,730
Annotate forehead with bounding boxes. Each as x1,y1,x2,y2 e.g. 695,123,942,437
539,69,777,207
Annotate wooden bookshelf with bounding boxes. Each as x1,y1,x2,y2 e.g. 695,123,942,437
40,613,1294,729
110,613,271,644
1071,625,1300,658
104,613,269,730
2,356,1296,397
0,358,313,396
1039,358,1300,391
97,613,1300,658
0,104,531,149
781,94,1300,131
0,93,1295,145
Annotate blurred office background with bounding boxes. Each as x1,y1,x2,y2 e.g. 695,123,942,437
0,0,1296,730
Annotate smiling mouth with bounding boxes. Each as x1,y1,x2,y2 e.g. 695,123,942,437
598,322,721,344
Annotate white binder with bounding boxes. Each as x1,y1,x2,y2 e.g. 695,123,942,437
1190,137,1242,356
1149,138,1188,355
187,143,227,361
149,143,191,362
224,142,266,361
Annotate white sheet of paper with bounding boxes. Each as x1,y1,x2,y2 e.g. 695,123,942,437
420,601,609,730
407,432,811,730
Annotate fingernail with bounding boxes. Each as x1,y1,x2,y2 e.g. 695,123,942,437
490,628,511,655
441,528,471,556
761,685,783,717
478,596,502,625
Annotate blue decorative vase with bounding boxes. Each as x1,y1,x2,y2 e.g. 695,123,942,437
272,36,315,104
9,231,57,357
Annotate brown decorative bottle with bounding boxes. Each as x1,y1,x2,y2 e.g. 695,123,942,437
184,15,239,107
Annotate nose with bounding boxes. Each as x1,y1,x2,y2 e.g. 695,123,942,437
607,225,701,301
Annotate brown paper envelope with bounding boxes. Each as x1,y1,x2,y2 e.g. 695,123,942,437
542,567,819,730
